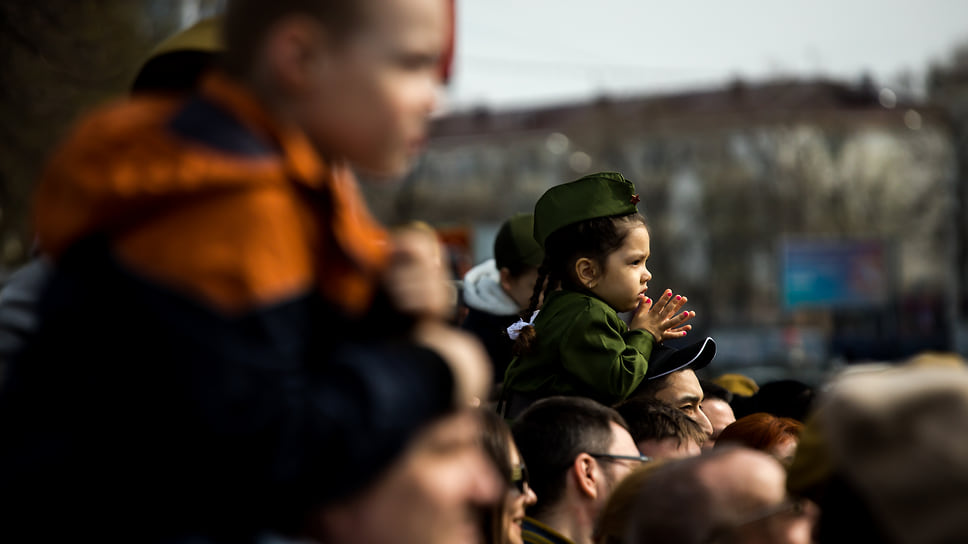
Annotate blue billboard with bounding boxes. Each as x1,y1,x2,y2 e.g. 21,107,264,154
781,239,892,309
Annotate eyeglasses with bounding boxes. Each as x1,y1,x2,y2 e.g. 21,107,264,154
587,453,652,464
510,463,530,495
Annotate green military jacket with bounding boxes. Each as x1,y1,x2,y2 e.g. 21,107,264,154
502,289,655,407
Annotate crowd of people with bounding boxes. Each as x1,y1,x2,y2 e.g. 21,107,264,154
1,1,967,543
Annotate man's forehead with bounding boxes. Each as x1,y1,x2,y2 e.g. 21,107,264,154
704,398,735,419
658,369,704,401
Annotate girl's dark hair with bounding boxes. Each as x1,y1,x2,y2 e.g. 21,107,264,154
480,409,514,544
512,213,647,356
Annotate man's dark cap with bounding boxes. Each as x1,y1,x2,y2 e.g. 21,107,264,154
645,337,716,380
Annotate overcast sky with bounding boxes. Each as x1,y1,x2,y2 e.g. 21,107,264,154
447,0,968,110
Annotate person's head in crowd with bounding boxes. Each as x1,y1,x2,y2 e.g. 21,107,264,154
613,397,705,460
630,338,716,438
131,16,223,93
754,379,814,422
592,463,666,544
713,372,759,398
788,363,968,544
904,350,967,369
480,409,538,544
715,413,803,467
305,406,502,544
626,447,816,544
512,396,644,544
222,0,448,177
732,379,815,423
461,213,543,386
494,213,544,311
699,379,736,448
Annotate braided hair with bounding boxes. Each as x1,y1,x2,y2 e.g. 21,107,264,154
511,212,647,355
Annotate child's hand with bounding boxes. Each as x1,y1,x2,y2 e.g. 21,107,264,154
628,289,695,341
383,226,456,320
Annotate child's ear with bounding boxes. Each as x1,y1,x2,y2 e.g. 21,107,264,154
575,257,600,289
262,15,328,94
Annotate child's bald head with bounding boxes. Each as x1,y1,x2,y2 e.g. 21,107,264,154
220,0,447,177
222,0,372,77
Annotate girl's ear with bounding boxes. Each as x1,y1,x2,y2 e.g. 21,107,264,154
575,257,600,289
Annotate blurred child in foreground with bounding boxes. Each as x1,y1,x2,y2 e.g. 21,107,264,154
0,0,493,541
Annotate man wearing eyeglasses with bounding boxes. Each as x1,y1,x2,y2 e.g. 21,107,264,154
511,396,646,544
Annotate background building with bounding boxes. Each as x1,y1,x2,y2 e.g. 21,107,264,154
365,80,958,377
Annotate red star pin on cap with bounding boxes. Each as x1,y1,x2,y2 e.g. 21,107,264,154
630,194,641,205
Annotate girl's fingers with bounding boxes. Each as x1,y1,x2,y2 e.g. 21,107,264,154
653,290,674,312
665,324,692,337
663,311,693,328
634,295,652,316
667,295,684,314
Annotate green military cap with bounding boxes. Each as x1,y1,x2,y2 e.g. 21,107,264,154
494,213,544,270
533,171,641,248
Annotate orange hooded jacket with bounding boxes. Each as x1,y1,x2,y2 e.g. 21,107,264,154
34,72,389,317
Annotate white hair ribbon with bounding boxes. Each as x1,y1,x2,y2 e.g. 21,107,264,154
506,311,540,340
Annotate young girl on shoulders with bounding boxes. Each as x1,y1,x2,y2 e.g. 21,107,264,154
500,172,694,416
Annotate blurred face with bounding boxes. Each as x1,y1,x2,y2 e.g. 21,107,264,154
501,444,537,544
501,266,541,311
702,397,736,449
590,225,652,313
637,437,701,461
296,0,446,176
315,410,502,544
703,450,816,544
654,370,714,437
